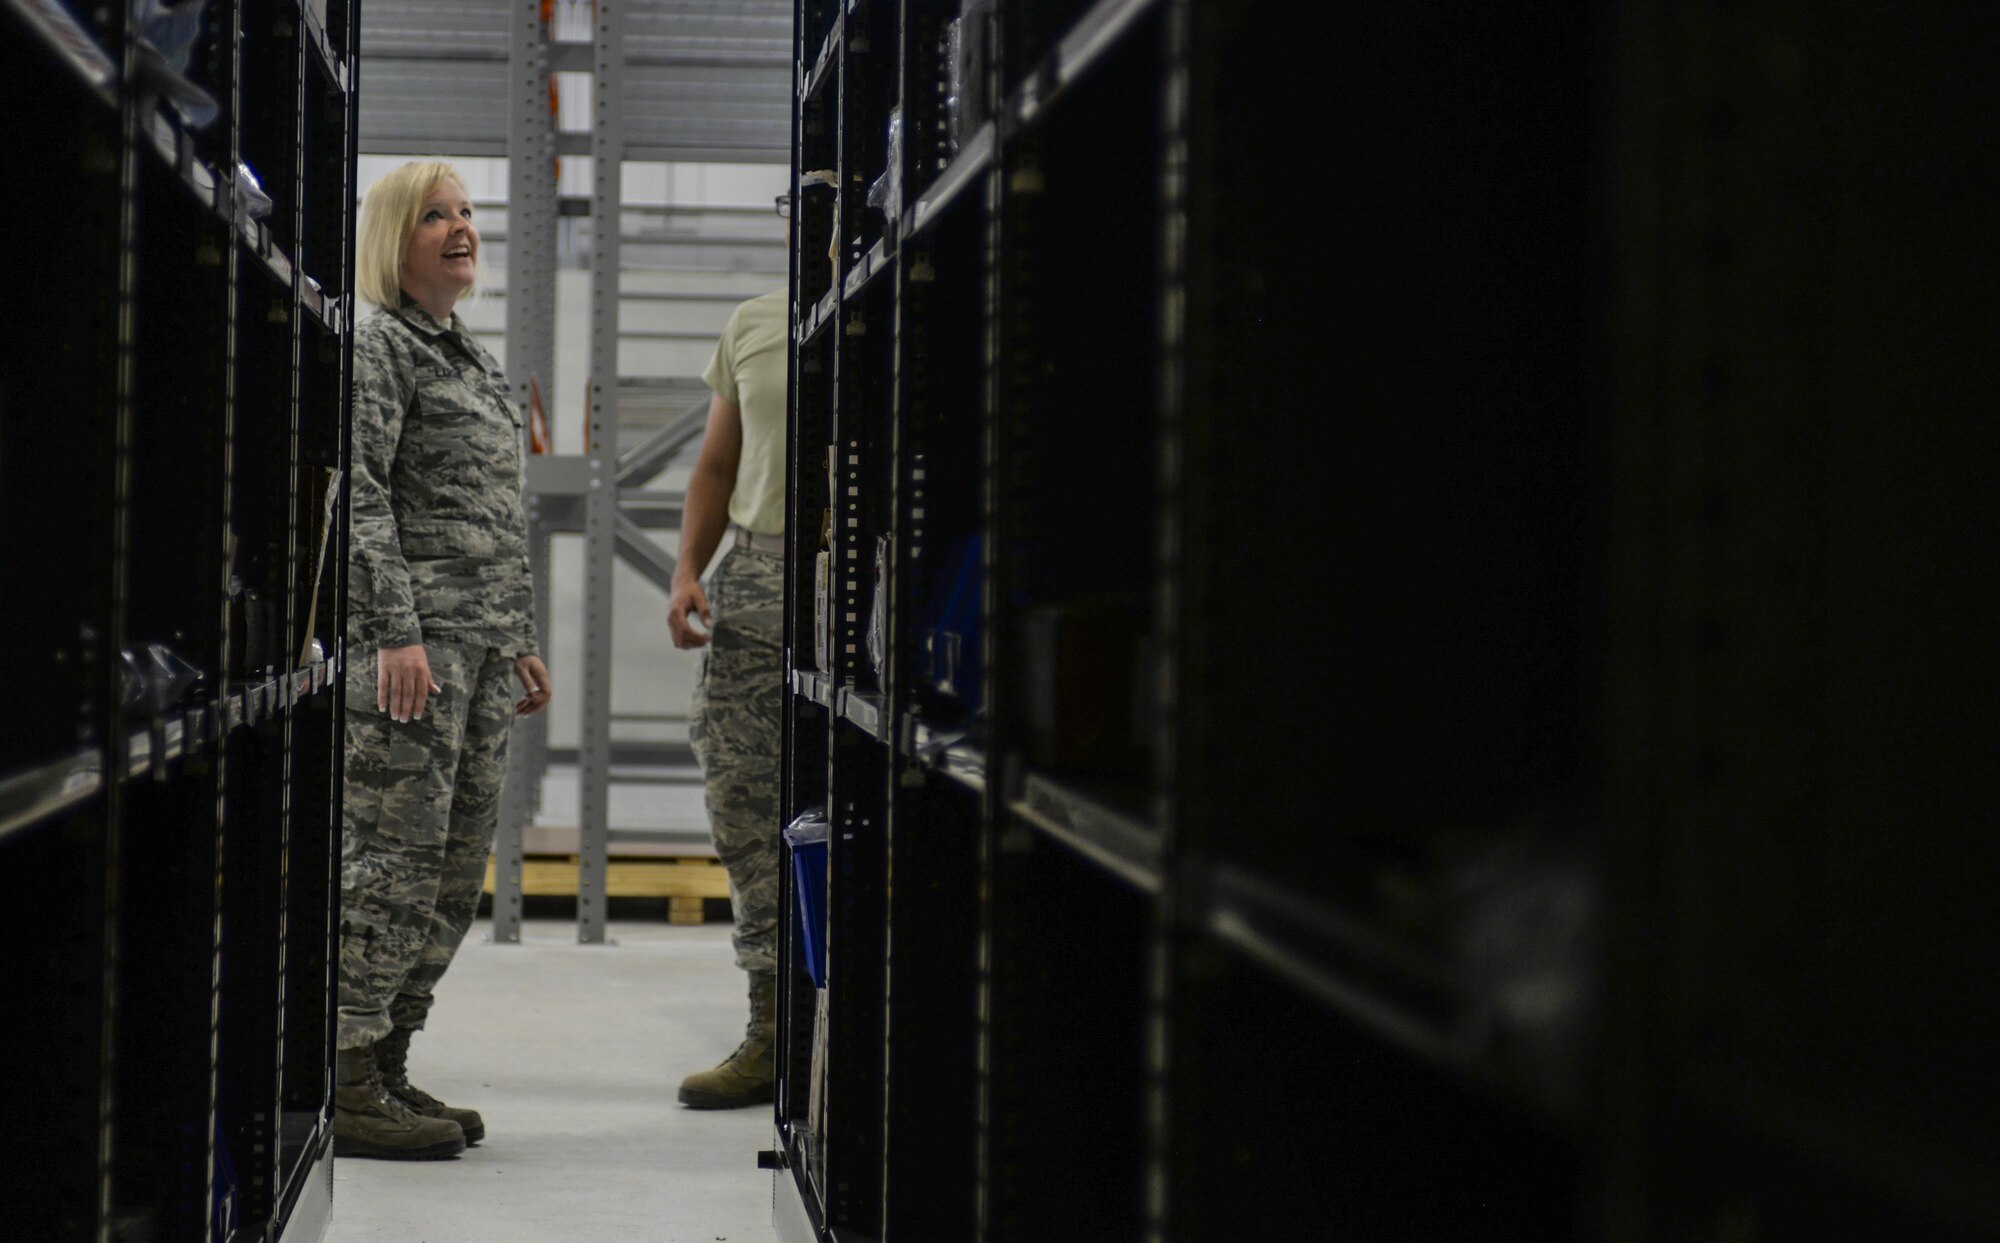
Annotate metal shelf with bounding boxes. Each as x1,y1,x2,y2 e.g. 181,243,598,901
1203,864,1460,1041
0,655,333,832
130,108,346,338
271,1118,335,1243
1199,865,1595,1132
837,686,887,742
903,122,992,242
842,232,896,301
898,715,986,795
122,658,340,784
1,0,118,106
238,213,295,288
799,285,840,348
0,748,105,844
774,1127,828,1243
5,4,356,1233
799,15,842,104
236,227,344,337
1009,769,1161,892
793,667,836,709
1057,0,1166,86
122,708,201,782
140,108,226,215
1014,0,1166,135
299,281,345,335
300,0,349,95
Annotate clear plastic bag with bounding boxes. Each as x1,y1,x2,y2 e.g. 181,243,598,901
134,0,219,129
948,0,994,152
865,108,903,222
866,534,891,681
234,162,273,220
784,808,831,847
136,0,207,72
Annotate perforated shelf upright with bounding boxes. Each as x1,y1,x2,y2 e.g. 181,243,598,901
0,2,359,1240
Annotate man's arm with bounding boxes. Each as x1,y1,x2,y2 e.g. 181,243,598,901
667,393,744,649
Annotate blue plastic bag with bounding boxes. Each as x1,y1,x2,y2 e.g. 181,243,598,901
783,810,831,989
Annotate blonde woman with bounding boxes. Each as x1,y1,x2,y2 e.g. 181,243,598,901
336,160,552,1159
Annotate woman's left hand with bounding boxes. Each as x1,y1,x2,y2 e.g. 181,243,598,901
514,655,553,717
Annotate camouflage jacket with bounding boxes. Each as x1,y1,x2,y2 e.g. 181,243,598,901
347,296,538,657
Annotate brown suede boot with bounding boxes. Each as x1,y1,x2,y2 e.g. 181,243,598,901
678,971,777,1109
332,1044,466,1160
375,1026,485,1145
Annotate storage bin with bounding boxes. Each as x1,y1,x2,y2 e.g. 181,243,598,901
785,810,831,988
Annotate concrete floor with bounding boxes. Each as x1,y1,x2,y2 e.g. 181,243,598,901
324,918,778,1243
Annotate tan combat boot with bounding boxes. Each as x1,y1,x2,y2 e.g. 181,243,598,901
375,1026,485,1145
678,971,777,1109
332,1044,466,1160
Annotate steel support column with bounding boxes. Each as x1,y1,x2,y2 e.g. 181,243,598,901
577,0,626,944
495,0,558,946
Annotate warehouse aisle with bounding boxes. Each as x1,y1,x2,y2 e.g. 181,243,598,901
324,919,777,1243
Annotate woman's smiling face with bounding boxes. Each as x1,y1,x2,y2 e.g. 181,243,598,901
401,176,477,307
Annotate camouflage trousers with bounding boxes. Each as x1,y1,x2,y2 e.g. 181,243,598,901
689,546,785,974
338,640,517,1049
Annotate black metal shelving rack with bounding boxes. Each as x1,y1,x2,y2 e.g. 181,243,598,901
1,2,357,1240
775,2,2000,1241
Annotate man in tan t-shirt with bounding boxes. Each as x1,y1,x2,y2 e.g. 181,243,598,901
666,279,789,1109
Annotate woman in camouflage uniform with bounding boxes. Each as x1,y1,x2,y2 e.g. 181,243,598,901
335,161,553,1160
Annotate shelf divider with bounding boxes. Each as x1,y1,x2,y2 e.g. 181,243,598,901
1,0,118,105
1009,770,1162,892
0,748,105,843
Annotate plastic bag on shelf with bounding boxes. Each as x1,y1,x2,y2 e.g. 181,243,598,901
120,642,206,716
136,0,207,73
866,533,891,682
865,107,903,223
800,170,840,265
133,0,219,129
234,162,273,220
784,808,830,847
943,19,963,154
947,0,994,154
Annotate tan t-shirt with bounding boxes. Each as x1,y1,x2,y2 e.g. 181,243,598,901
701,290,789,536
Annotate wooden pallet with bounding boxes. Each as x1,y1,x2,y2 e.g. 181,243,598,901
483,854,732,925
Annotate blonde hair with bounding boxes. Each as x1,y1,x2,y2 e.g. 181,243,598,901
356,160,475,309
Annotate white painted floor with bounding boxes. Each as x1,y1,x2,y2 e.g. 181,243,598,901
324,918,778,1243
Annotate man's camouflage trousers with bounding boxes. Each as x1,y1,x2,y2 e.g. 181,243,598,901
338,640,517,1049
689,545,785,974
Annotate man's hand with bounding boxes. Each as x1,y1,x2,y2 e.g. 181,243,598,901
514,655,553,717
667,577,713,649
670,393,739,649
378,645,440,722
